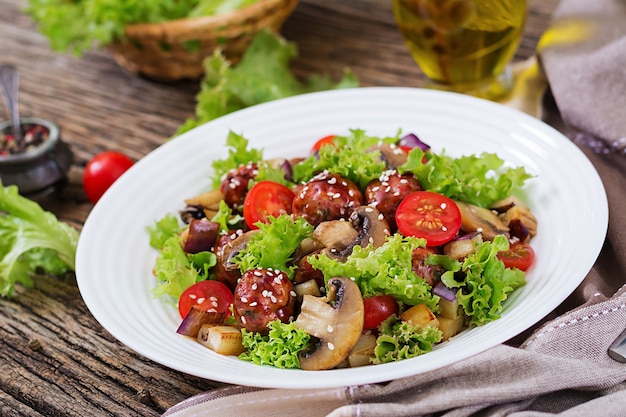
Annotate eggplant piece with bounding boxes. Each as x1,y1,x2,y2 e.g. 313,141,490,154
176,307,226,338
183,218,220,254
491,196,537,243
443,233,483,260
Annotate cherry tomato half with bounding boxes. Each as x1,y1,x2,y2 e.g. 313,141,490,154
395,191,462,247
83,151,134,204
363,295,399,330
178,280,234,319
243,180,295,229
497,242,535,271
310,135,336,154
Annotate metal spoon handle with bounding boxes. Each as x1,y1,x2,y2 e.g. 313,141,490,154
0,64,23,142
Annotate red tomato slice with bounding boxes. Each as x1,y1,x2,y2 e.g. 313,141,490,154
178,280,234,319
395,191,462,246
497,242,535,271
363,295,399,330
243,180,295,229
83,151,134,204
310,135,336,154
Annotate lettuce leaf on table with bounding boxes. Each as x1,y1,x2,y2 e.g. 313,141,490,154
0,183,78,297
175,29,359,135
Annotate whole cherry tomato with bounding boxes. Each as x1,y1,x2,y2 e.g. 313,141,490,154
363,295,399,330
83,151,134,204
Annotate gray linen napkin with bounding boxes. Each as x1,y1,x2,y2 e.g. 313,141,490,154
163,286,626,417
537,0,626,153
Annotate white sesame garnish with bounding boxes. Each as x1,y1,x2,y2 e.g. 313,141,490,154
241,316,247,324
274,276,282,284
196,297,205,304
252,283,258,290
327,325,334,333
328,342,335,351
249,301,258,307
270,295,277,303
327,177,337,185
290,290,297,297
440,202,447,209
365,207,373,212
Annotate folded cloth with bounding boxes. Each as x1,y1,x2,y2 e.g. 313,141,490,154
164,285,626,417
537,0,626,151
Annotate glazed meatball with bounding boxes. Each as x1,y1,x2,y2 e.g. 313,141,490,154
412,247,443,287
213,230,245,291
233,268,296,334
219,162,259,211
292,172,363,227
365,169,422,231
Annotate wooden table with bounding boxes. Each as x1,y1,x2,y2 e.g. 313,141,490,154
1,0,560,415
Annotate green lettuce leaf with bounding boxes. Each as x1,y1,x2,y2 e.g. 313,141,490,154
147,213,184,250
210,130,264,189
152,235,200,301
175,29,359,136
309,234,439,311
239,319,310,369
292,129,399,189
438,235,526,326
234,215,314,278
0,183,78,297
399,148,532,207
373,315,442,364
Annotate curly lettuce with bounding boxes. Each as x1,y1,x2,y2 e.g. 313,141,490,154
399,147,532,208
373,315,442,364
435,235,526,326
210,131,264,189
309,234,439,311
233,215,313,279
239,319,310,369
292,129,399,189
0,183,78,297
147,215,216,301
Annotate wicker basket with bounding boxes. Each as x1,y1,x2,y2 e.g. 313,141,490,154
106,0,299,81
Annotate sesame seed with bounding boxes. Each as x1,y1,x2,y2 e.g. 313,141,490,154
270,295,277,303
240,297,248,303
327,325,334,333
327,177,337,184
440,202,447,209
290,290,297,297
332,193,341,199
442,226,448,231
197,297,206,304
365,207,373,212
372,186,380,192
252,283,258,290
378,213,384,220
189,294,197,300
328,342,335,351
254,270,263,277
249,301,258,307
241,316,247,324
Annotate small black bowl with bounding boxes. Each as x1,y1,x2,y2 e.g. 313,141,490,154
0,117,73,198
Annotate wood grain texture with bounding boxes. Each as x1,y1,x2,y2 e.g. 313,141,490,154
1,0,559,415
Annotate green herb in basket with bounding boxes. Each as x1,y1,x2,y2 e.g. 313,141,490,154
24,0,261,56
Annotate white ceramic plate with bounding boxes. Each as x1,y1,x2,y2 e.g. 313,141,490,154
76,87,608,389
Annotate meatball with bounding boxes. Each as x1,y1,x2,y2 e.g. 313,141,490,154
219,162,259,211
213,230,245,291
412,247,443,287
233,268,296,334
365,169,422,231
292,172,363,227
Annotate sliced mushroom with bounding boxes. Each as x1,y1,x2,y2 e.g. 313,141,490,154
443,233,483,260
455,201,509,241
294,277,364,370
348,205,391,250
313,219,359,252
378,143,408,169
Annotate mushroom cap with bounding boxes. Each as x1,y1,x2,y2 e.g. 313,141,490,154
294,276,365,370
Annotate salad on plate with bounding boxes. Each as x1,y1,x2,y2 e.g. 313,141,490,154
147,129,537,370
